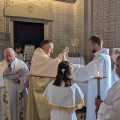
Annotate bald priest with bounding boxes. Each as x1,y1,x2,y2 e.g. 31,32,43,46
0,48,29,120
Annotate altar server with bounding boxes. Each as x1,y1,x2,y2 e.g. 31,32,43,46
72,35,111,120
95,55,120,120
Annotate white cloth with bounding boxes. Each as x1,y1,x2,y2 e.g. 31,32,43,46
15,53,30,69
111,64,119,85
72,48,112,120
43,81,84,120
0,58,29,120
72,64,87,106
50,109,77,120
15,53,24,61
73,64,84,68
77,82,88,106
97,80,120,120
68,57,85,65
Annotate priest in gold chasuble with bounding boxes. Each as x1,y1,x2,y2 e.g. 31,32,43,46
26,40,68,120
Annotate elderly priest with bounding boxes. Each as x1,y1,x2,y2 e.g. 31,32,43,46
26,40,68,120
0,48,29,120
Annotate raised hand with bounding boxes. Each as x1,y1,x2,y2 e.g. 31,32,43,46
62,47,69,53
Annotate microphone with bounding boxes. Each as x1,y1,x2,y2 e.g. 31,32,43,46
8,63,11,68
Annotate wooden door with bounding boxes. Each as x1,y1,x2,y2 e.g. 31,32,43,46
14,21,44,49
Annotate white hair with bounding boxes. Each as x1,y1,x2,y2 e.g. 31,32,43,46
112,48,120,54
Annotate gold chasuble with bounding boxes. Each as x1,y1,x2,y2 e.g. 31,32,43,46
26,48,67,120
0,58,25,120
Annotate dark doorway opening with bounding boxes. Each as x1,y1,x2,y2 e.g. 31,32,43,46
14,21,44,50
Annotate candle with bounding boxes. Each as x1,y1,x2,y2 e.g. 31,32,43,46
97,71,101,77
94,63,103,78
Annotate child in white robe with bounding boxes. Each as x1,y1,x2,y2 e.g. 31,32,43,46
43,61,84,120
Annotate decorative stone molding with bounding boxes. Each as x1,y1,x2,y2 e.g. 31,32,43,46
5,0,10,33
4,2,53,21
27,6,34,13
5,0,10,6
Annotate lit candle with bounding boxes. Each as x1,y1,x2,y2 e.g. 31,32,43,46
97,71,101,77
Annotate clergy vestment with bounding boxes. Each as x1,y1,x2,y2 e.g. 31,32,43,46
15,52,29,94
43,81,84,120
97,79,120,120
111,64,119,85
0,58,29,120
72,48,112,120
26,48,67,120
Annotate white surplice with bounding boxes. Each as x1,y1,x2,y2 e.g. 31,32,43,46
0,58,29,120
111,64,119,85
97,79,120,120
43,81,84,120
15,52,30,92
72,48,112,120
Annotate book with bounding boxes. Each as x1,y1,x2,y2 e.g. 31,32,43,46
4,68,24,79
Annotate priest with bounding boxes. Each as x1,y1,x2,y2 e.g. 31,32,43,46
95,55,120,120
0,48,29,120
72,35,112,120
26,40,68,120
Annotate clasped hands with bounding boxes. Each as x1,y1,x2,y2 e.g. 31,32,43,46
3,67,20,83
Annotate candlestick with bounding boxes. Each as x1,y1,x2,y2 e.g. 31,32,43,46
90,76,106,96
91,76,107,119
92,62,106,119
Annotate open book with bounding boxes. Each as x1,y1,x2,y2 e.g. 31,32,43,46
4,68,24,79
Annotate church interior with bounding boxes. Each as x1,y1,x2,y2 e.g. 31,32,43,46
1,0,115,63
0,0,118,62
0,0,120,120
